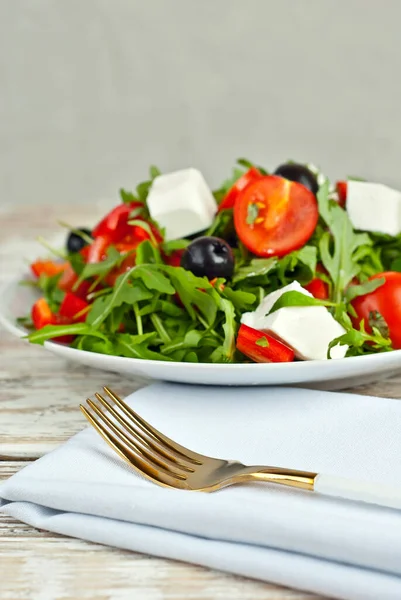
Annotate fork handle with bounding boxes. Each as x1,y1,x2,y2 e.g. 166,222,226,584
314,474,401,510
249,468,401,510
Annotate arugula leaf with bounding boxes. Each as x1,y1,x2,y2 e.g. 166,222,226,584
87,280,152,326
210,297,237,362
236,157,268,174
161,329,204,354
135,240,162,265
222,287,256,310
128,219,158,245
344,278,385,303
37,272,65,312
75,247,121,284
205,208,233,237
268,291,335,314
328,320,392,357
149,165,161,178
114,333,173,361
317,180,371,302
132,265,175,294
232,258,277,284
164,266,216,325
161,239,190,255
120,188,138,205
27,323,108,345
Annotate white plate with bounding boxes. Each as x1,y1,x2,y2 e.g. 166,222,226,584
1,277,401,390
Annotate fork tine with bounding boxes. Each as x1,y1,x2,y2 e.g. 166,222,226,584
80,405,187,489
86,399,187,481
103,386,203,465
94,392,195,473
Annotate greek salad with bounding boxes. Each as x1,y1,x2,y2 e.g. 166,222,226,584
21,159,401,364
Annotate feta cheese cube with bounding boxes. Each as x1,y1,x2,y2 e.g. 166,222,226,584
241,281,347,360
146,168,218,240
346,181,401,236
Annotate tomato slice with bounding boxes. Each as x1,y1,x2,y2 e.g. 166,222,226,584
336,181,347,208
218,167,262,212
234,175,318,257
92,202,142,241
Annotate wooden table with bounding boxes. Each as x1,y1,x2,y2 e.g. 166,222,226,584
2,203,401,599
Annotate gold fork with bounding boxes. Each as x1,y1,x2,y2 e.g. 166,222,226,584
81,387,401,509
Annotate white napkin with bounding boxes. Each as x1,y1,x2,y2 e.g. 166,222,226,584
2,384,401,600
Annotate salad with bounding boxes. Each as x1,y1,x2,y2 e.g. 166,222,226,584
21,159,401,364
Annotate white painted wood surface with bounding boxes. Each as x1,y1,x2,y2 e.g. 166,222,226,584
1,203,401,599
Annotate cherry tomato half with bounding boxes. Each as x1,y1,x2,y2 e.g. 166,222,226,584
336,181,347,208
351,272,401,349
233,175,318,257
218,167,262,212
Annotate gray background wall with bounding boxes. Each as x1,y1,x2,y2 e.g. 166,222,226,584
1,0,400,207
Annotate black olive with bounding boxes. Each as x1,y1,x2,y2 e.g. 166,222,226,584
274,163,319,195
66,228,92,253
180,236,235,280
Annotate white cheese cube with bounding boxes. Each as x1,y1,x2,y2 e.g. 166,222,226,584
146,168,218,240
241,281,347,360
346,181,401,236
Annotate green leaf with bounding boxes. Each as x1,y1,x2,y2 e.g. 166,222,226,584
76,247,121,283
317,180,372,302
149,165,161,179
120,188,139,204
132,265,175,294
222,287,256,310
37,272,65,312
160,239,190,255
164,266,216,325
256,336,269,347
232,258,277,284
390,257,401,272
135,240,162,265
344,278,385,303
327,320,392,358
114,333,173,361
205,208,233,237
161,329,204,354
26,323,108,345
268,290,336,315
128,219,158,245
295,246,317,274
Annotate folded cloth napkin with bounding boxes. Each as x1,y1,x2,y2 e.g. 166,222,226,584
2,383,401,600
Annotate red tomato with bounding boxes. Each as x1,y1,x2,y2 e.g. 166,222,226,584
31,298,75,343
31,298,54,329
30,260,67,278
59,293,89,322
92,203,142,241
304,278,329,300
218,167,262,212
58,264,92,300
236,324,295,363
351,272,401,348
336,181,347,208
86,235,113,263
164,249,185,267
234,175,318,257
105,253,137,287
